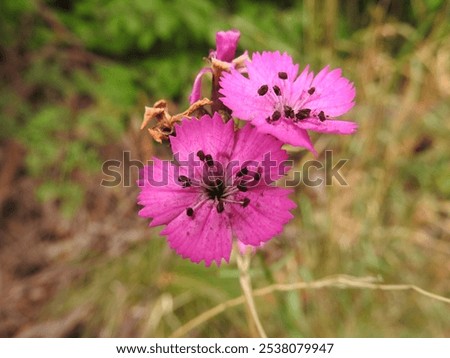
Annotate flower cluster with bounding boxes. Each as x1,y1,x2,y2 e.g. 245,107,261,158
138,30,356,266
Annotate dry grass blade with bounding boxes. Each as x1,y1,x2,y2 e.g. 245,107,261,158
170,275,450,338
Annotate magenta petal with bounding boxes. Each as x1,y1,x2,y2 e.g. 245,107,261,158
231,123,290,181
215,29,240,62
137,159,200,227
247,51,299,84
230,186,296,247
170,113,235,165
219,68,264,120
252,117,317,155
299,118,358,134
189,67,212,104
291,65,314,97
161,201,233,266
306,66,356,117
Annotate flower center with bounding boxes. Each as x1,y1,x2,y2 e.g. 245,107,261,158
179,151,258,217
257,73,328,123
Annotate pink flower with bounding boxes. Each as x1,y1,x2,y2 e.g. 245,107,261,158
138,113,296,266
219,51,357,155
189,29,245,104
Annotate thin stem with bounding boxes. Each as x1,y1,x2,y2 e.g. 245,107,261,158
210,69,231,120
236,253,267,338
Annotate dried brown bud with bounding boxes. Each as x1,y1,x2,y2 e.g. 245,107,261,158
210,53,248,74
141,98,213,143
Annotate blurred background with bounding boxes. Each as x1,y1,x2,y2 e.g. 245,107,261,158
1,0,449,337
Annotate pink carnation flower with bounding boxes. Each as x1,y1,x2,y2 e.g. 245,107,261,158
138,113,296,266
189,29,245,104
219,51,357,155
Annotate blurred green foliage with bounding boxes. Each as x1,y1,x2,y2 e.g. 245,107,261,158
1,0,447,214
